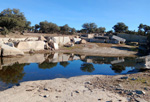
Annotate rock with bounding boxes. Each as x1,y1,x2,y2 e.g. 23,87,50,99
44,43,51,50
8,38,13,42
135,90,145,95
80,39,87,44
64,43,74,47
131,78,137,81
49,42,59,50
120,76,128,79
73,38,81,44
135,98,147,102
17,41,45,52
0,43,24,57
4,42,14,47
38,35,46,41
43,95,49,98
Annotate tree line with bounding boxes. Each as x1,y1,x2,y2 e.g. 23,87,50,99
0,8,150,36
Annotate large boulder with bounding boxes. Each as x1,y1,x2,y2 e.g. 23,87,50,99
0,43,24,57
17,41,45,52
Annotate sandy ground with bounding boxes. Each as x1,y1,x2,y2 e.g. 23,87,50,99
60,43,137,57
0,71,150,102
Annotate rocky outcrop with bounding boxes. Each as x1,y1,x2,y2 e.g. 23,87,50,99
17,41,45,52
0,43,24,57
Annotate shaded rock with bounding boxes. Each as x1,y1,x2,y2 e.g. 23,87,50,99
38,35,46,41
49,42,59,50
135,90,145,95
120,76,128,79
4,42,14,47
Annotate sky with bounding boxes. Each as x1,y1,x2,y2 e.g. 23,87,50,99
0,0,150,31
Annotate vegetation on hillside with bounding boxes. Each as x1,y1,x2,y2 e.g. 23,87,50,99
0,8,150,36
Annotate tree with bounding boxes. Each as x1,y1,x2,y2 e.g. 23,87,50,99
82,23,97,33
60,24,71,34
138,24,150,35
95,27,106,33
0,8,27,32
39,21,60,33
71,28,76,34
113,22,128,33
1,27,9,35
34,24,40,33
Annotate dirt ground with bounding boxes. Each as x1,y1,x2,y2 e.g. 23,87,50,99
60,43,138,57
0,71,149,102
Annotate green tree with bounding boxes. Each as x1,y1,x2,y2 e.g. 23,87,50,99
113,22,128,33
71,28,76,34
95,27,106,33
82,23,97,33
0,8,27,32
34,24,40,33
39,21,60,33
1,27,9,35
60,24,71,34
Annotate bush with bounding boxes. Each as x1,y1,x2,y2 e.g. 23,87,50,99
1,27,9,35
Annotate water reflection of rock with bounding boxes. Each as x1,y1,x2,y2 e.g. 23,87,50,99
135,55,150,69
0,53,149,71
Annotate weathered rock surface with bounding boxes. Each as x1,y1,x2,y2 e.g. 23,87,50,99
17,41,45,52
49,42,59,50
73,38,81,44
0,43,24,57
38,35,46,41
80,39,87,44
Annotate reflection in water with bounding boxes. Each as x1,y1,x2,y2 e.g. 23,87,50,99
0,53,149,91
60,62,70,68
0,63,26,84
38,62,57,69
111,64,125,73
80,63,95,72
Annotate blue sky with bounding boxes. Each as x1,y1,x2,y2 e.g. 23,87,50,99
0,0,150,31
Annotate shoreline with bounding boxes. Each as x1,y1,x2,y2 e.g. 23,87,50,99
0,71,149,102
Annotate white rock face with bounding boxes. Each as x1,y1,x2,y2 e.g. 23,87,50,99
73,38,81,44
53,43,59,50
52,36,71,45
17,41,45,52
0,44,24,57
